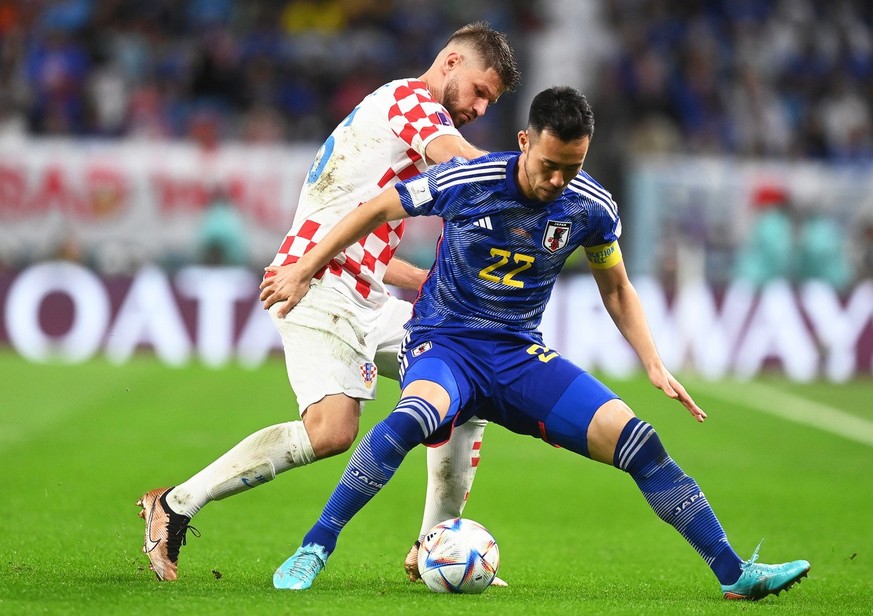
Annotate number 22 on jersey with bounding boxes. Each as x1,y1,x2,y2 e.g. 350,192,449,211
478,248,534,288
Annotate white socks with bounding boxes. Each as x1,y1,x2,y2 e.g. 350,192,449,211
418,416,487,539
164,416,488,530
166,421,315,517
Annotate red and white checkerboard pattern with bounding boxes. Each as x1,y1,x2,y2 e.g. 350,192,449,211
274,217,405,300
270,78,458,305
389,81,454,152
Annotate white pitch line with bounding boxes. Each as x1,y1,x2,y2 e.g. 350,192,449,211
695,380,873,448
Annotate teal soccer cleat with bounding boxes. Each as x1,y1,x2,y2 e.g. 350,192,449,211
273,544,329,590
721,541,810,600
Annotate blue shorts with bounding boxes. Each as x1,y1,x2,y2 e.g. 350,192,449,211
399,330,619,458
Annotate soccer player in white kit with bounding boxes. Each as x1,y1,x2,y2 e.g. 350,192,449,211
137,22,521,584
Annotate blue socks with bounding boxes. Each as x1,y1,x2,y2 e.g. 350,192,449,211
302,397,442,553
614,418,742,585
300,402,743,586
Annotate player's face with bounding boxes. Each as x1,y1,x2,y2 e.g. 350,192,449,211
517,129,589,202
441,62,502,127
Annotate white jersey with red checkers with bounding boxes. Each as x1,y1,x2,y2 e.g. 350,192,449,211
270,78,462,308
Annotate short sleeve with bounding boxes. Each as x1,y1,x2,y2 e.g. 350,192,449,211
387,82,463,158
395,158,469,218
396,175,435,217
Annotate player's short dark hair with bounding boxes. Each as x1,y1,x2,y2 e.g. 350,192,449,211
527,86,595,141
445,22,521,93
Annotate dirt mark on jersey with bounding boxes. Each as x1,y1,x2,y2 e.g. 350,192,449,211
307,149,356,207
323,310,367,347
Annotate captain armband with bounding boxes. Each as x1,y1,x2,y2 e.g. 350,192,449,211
584,241,622,269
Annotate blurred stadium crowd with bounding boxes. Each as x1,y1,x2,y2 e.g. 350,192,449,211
593,0,873,161
3,0,871,159
0,0,871,287
0,0,540,147
580,0,873,289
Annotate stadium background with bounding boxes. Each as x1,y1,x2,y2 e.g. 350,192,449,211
1,2,872,614
1,0,873,381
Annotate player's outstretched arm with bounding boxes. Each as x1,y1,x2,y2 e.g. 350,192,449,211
424,134,487,164
644,363,707,423
590,258,707,422
259,188,410,318
385,257,428,290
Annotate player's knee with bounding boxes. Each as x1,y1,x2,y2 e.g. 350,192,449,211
308,420,359,458
328,421,359,453
586,399,635,464
612,417,670,478
384,396,443,449
302,399,361,459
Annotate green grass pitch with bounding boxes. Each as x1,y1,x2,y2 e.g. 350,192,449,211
1,349,871,615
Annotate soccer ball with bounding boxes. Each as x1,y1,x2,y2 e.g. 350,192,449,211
417,518,500,594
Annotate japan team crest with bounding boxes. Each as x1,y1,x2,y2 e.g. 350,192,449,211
360,362,377,390
543,220,571,252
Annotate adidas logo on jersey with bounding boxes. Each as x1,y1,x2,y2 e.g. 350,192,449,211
473,216,492,230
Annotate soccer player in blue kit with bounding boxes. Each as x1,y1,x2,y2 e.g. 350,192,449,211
259,86,811,600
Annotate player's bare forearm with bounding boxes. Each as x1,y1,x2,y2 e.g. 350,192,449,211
260,189,410,317
607,287,707,422
385,257,428,290
600,280,662,371
292,190,405,279
592,265,706,421
424,134,488,164
591,263,658,367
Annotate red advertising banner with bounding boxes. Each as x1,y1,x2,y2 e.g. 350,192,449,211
0,139,315,268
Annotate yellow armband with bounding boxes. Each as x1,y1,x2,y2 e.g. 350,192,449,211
584,241,622,269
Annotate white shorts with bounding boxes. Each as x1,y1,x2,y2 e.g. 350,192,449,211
269,284,412,413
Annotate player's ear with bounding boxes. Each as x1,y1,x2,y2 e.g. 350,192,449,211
518,130,529,152
444,50,461,72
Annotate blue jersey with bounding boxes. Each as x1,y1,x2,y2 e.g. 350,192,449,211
395,152,621,335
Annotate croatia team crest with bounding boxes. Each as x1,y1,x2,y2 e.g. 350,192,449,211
360,362,377,390
543,220,571,252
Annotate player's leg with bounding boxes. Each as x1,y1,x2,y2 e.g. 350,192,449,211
137,415,319,581
137,299,370,580
274,379,453,590
586,398,746,582
374,298,496,583
165,394,356,514
501,348,808,601
403,416,493,581
586,399,810,600
418,417,485,532
274,342,479,590
138,394,359,580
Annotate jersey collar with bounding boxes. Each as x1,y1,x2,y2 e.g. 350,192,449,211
504,153,548,208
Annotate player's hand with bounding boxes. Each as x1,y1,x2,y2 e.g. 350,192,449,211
647,366,707,423
259,265,311,318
